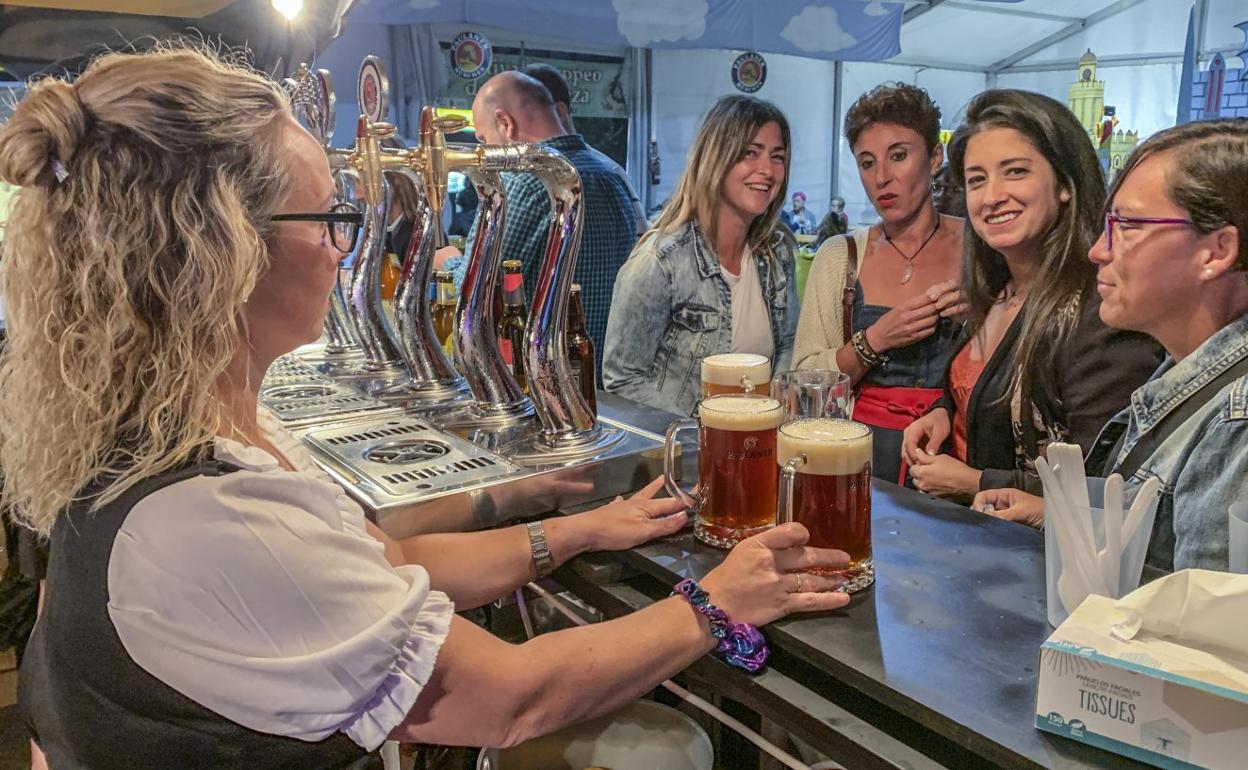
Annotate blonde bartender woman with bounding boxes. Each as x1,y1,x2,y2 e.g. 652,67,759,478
793,83,965,484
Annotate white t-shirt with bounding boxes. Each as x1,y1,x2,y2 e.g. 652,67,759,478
106,410,453,751
721,250,774,360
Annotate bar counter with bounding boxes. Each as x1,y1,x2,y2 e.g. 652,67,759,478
552,397,1154,769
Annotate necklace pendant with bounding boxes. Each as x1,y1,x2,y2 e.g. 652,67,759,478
900,262,913,284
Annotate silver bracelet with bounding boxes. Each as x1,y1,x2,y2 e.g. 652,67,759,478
526,521,554,579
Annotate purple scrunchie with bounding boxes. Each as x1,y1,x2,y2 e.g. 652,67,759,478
672,578,769,673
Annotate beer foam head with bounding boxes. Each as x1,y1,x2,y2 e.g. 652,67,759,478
699,395,783,431
777,419,872,475
701,353,770,387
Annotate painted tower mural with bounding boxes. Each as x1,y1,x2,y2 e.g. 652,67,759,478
1067,49,1138,181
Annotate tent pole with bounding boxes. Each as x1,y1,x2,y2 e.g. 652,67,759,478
830,61,843,200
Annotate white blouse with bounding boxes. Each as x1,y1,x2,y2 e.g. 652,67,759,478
106,411,453,751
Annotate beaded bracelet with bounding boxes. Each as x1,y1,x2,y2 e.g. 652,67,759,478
672,578,769,673
851,330,888,369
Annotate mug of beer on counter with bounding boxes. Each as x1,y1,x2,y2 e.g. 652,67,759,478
777,418,874,592
664,394,784,548
701,353,770,397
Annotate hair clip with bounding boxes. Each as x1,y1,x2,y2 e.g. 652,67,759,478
51,158,69,184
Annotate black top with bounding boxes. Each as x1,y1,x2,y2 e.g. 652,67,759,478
18,458,381,770
935,290,1163,493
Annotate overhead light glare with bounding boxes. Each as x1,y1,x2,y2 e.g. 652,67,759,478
272,0,303,21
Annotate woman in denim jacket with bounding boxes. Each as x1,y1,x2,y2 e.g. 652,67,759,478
974,120,1248,572
603,96,798,416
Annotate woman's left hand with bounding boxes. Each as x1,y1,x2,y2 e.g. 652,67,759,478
908,452,982,498
572,477,689,553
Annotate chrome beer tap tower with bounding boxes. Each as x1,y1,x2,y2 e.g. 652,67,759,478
262,57,663,538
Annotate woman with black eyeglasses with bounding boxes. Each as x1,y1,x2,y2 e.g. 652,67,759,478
0,47,848,769
975,119,1248,571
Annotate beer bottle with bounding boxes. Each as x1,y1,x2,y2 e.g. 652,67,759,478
495,259,528,392
430,270,457,349
566,283,597,416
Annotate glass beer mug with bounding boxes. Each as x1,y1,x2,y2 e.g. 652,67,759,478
664,394,784,548
771,369,851,421
701,353,770,398
777,418,874,592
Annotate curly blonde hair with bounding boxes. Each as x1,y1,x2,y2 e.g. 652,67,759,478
0,45,293,534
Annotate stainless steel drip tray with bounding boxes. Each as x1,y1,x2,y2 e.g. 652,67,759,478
263,355,332,387
303,417,518,501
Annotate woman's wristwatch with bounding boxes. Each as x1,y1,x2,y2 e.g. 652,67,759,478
526,521,554,579
851,329,888,368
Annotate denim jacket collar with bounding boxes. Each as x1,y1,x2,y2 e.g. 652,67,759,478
689,221,722,280
1130,312,1248,434
687,221,789,302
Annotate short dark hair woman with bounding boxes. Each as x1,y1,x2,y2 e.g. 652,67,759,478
793,83,965,484
902,89,1161,500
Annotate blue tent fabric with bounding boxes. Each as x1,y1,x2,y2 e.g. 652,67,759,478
349,0,902,62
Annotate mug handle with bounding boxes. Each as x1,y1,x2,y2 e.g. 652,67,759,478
663,418,699,508
778,455,805,524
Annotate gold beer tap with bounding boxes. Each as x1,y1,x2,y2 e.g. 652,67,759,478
405,106,534,424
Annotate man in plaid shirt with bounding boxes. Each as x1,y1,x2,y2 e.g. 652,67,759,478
440,71,639,384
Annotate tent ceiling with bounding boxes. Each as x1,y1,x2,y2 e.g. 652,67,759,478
897,0,1134,71
894,0,1246,74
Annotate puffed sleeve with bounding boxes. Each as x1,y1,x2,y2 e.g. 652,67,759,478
107,468,453,751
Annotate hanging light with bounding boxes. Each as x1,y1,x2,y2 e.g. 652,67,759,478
272,0,303,21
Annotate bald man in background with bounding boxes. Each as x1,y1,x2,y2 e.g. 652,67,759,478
521,63,647,236
439,70,639,384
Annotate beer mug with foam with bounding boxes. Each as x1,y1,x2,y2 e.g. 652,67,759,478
777,419,874,592
701,353,770,398
664,394,784,548
771,369,851,421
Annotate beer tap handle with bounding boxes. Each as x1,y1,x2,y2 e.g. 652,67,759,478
358,118,396,207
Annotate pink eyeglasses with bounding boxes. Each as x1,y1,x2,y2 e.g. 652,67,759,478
1104,212,1195,251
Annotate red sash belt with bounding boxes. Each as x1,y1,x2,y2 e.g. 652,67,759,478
851,384,943,485
852,384,942,431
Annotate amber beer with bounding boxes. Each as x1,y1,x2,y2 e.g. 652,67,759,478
777,419,874,592
695,395,783,547
701,353,770,397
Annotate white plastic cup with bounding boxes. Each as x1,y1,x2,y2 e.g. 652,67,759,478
1045,478,1158,627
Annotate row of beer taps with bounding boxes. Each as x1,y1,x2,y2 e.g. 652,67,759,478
285,62,616,458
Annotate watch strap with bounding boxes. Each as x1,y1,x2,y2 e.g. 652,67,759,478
525,520,553,579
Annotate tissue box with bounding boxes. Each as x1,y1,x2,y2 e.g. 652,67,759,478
1036,595,1248,769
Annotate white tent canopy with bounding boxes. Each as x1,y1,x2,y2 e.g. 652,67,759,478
316,0,1247,226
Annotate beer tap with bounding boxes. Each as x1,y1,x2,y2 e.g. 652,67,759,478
433,140,623,457
340,118,407,375
407,109,534,427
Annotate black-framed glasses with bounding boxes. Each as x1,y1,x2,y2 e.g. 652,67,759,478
1104,212,1195,251
272,201,363,254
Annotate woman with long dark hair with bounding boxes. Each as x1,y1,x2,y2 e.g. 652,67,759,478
975,119,1248,570
902,89,1160,500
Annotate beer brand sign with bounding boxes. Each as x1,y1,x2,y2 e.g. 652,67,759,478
450,31,493,80
732,51,767,93
358,55,389,123
442,47,627,120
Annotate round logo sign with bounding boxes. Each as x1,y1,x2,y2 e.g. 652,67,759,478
357,55,389,123
732,51,767,93
450,31,492,80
